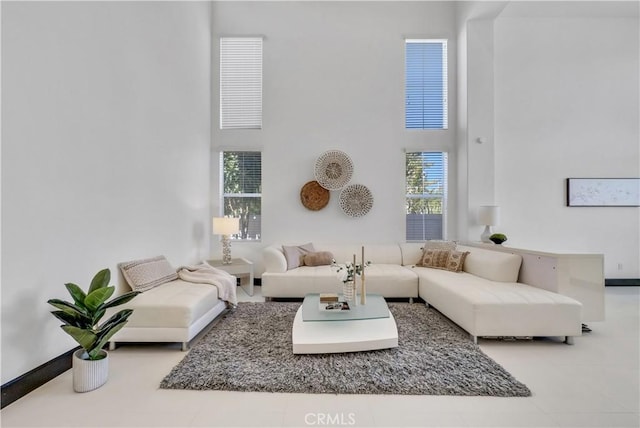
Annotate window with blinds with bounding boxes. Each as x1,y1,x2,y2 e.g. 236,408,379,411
406,152,447,241
220,37,263,130
405,39,448,130
221,151,262,240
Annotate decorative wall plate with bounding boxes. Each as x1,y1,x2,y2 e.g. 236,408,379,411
339,184,373,217
314,150,354,190
300,180,330,211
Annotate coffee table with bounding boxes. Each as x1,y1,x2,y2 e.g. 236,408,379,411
292,293,398,354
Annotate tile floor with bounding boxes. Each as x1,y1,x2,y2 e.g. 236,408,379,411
1,287,638,428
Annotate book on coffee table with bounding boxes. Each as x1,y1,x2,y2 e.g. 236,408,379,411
319,293,339,303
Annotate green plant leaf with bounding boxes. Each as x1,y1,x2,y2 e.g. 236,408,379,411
100,291,140,310
90,321,129,359
88,268,110,294
96,309,134,335
64,283,86,307
84,286,115,312
50,310,92,329
61,325,97,352
91,308,106,327
86,349,108,361
47,299,88,317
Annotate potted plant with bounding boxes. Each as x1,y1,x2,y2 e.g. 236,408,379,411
47,268,140,392
489,233,508,245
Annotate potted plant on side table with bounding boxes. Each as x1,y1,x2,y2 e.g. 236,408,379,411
47,268,140,392
489,233,508,245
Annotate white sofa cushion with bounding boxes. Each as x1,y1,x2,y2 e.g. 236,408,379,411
415,267,582,337
120,279,219,328
314,243,402,265
457,245,522,283
261,264,418,298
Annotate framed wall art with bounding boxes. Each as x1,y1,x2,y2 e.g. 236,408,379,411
566,178,640,207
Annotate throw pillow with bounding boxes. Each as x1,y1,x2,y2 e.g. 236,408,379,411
282,243,316,270
303,251,334,267
444,250,470,272
420,249,451,269
416,240,457,266
119,255,178,292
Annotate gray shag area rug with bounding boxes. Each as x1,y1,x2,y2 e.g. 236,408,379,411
160,302,531,397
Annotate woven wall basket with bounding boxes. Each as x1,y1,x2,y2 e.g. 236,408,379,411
300,180,330,211
314,150,354,190
339,184,373,217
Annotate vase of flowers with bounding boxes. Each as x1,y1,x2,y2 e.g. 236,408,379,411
343,280,356,302
332,257,371,304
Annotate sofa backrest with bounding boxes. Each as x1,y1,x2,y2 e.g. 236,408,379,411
313,243,402,265
457,245,523,282
399,243,424,266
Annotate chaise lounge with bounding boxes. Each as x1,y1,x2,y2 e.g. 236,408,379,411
108,256,230,351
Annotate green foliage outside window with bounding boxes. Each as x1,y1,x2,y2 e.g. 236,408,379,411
406,152,444,215
222,151,262,240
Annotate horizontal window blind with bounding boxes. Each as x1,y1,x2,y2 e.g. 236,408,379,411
405,39,448,130
406,152,448,241
220,37,263,130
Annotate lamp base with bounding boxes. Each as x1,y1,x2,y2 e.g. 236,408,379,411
221,235,233,264
480,226,493,243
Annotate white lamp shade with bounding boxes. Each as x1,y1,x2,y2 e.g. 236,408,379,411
478,206,500,226
212,217,240,235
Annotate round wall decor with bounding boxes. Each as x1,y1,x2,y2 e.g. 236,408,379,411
339,184,373,217
314,150,354,190
300,180,330,211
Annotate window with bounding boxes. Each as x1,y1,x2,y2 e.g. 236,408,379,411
405,39,448,129
221,151,262,240
220,37,263,129
406,152,447,241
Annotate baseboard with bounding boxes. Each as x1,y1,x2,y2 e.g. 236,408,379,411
605,278,640,286
1,347,78,409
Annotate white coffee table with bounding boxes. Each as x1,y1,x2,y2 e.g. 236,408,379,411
292,294,398,354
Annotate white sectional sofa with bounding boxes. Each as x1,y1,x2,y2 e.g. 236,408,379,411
262,242,583,344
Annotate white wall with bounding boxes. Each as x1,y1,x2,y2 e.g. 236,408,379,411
209,1,458,273
1,2,212,383
493,13,640,278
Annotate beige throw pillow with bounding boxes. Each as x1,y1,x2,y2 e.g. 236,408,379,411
119,255,178,292
303,251,334,267
419,249,470,273
282,243,315,270
420,249,450,269
445,250,470,272
416,240,457,266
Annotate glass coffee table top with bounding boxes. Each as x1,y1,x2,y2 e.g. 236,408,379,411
301,293,390,322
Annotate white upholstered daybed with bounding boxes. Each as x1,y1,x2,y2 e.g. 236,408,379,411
108,256,234,351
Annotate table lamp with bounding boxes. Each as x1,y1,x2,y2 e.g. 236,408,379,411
212,217,240,264
478,206,500,243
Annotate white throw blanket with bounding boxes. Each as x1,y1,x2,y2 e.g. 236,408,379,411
177,263,238,306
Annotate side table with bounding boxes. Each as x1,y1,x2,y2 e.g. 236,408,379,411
205,258,254,296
